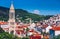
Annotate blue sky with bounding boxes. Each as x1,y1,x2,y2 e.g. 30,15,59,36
0,0,60,15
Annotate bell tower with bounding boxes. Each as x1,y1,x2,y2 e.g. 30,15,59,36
8,1,16,35
9,1,15,22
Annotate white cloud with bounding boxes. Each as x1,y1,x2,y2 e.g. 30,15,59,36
33,10,40,15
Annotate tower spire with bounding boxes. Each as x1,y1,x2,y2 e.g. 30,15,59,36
10,0,15,12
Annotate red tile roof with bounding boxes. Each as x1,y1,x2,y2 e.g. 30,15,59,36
50,27,60,31
0,21,8,25
30,34,41,39
29,29,35,32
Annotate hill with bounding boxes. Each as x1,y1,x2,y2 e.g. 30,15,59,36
0,6,53,22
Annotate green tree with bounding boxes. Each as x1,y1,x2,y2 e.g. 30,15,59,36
53,35,60,39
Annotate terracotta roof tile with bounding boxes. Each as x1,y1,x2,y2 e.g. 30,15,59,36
50,27,60,31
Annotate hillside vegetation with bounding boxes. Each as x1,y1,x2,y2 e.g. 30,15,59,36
0,6,53,22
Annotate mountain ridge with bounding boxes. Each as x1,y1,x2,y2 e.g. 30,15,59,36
0,6,53,21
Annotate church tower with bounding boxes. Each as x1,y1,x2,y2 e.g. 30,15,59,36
9,1,15,22
8,1,16,35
